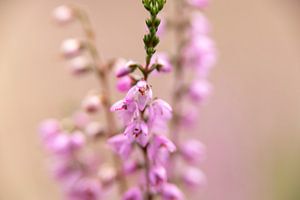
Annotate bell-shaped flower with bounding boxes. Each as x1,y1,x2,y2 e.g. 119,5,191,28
107,134,133,160
182,167,207,188
148,135,176,165
181,139,206,163
161,183,184,200
124,120,149,147
122,187,143,200
126,80,153,111
111,99,139,125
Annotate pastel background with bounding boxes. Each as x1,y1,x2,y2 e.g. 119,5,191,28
0,0,299,200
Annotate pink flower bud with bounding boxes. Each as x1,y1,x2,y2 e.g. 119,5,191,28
70,131,86,150
122,187,143,200
161,183,184,200
181,140,206,163
188,80,212,103
53,5,74,25
183,167,207,188
115,60,136,78
189,13,211,36
68,56,91,75
72,112,90,129
39,119,60,141
123,160,139,175
116,76,132,92
151,53,172,73
61,38,83,58
187,0,209,8
81,95,101,113
149,165,167,188
67,178,102,200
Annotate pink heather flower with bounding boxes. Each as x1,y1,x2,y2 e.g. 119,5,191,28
182,35,216,76
126,80,153,111
187,0,209,8
188,80,212,103
122,187,143,200
72,112,90,129
51,161,82,186
68,56,91,75
111,99,139,125
70,131,86,150
181,139,206,163
117,76,132,92
148,99,172,132
115,60,136,78
182,167,207,188
81,95,101,113
67,178,101,200
151,52,172,73
148,135,176,165
149,165,167,188
39,119,61,141
61,38,83,58
124,120,149,147
189,13,211,36
161,183,184,200
53,5,74,25
47,132,85,155
107,134,133,160
123,160,139,175
179,108,198,128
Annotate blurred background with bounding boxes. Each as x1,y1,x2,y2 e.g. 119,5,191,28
0,0,300,199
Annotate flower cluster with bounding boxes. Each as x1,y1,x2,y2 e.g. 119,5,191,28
40,0,216,199
158,0,217,191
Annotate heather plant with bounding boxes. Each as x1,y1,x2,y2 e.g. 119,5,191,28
39,0,216,199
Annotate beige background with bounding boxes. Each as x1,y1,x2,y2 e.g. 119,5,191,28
0,0,300,200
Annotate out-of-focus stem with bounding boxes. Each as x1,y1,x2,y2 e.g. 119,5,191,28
142,145,153,200
76,8,128,194
170,0,186,145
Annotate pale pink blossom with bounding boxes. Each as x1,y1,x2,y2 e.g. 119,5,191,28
67,178,102,200
81,95,101,113
149,165,167,188
53,5,74,24
117,76,132,92
161,183,184,200
61,38,83,58
126,80,153,111
115,60,137,78
124,120,149,147
187,0,209,8
182,167,206,188
122,187,143,200
68,56,91,75
181,139,206,163
188,80,212,103
107,134,133,160
151,52,172,73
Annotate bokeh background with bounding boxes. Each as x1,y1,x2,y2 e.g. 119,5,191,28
0,0,300,199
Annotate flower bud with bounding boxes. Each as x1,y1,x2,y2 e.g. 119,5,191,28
187,0,209,8
181,139,206,163
116,76,132,92
53,5,74,25
122,187,143,200
182,167,207,188
61,38,83,58
188,80,212,103
161,183,184,200
68,56,91,75
81,95,101,113
115,60,137,78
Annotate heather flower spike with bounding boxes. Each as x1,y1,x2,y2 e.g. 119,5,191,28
40,0,216,199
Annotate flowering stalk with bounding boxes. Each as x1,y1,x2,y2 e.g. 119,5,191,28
39,0,217,199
